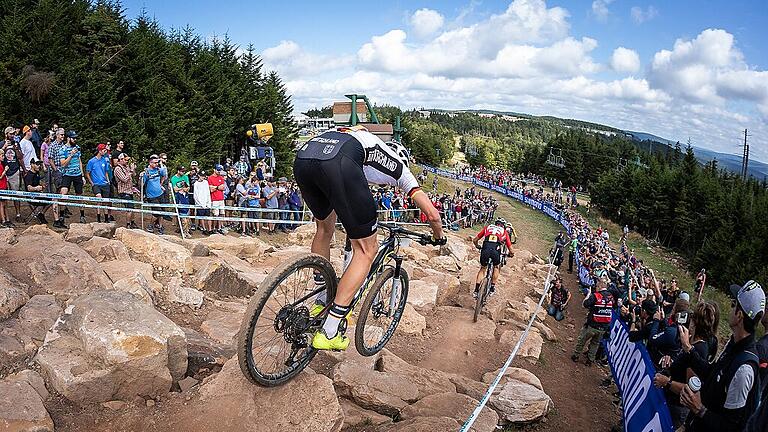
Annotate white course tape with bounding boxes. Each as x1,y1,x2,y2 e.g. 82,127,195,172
459,247,559,431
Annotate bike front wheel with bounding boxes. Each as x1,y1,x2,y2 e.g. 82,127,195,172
354,266,409,356
237,253,337,387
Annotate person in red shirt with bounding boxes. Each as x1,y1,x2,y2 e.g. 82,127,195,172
472,218,513,297
208,164,226,234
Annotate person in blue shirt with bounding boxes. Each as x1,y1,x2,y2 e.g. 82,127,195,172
174,180,191,236
262,180,278,233
85,143,112,223
246,180,262,235
381,189,393,220
141,155,168,234
58,130,86,223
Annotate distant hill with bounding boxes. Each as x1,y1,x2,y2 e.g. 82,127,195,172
424,108,767,179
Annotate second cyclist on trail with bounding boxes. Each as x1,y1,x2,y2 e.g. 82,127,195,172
293,125,445,351
472,218,514,298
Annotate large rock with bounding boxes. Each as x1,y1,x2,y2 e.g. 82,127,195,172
99,259,163,293
0,379,53,432
22,224,61,238
498,330,543,363
399,392,498,432
0,269,29,320
333,356,419,416
532,320,557,342
0,227,17,245
482,367,543,391
421,275,460,306
398,304,426,336
489,379,552,424
195,259,255,297
441,234,469,262
64,222,94,243
199,250,269,293
80,236,131,262
169,358,344,432
199,300,247,348
168,277,203,309
340,398,392,429
7,369,49,400
182,327,232,375
197,234,269,260
0,234,112,300
35,290,187,404
400,246,429,263
407,280,438,312
91,222,117,238
0,295,61,369
376,350,456,399
428,255,459,273
382,417,459,431
111,272,156,306
114,227,193,275
447,373,488,401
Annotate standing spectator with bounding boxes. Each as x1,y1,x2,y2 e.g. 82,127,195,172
0,152,9,226
262,180,278,233
381,189,392,221
572,277,615,366
245,178,261,236
193,171,212,234
19,125,38,170
567,235,578,274
158,153,172,221
225,167,238,222
57,130,86,224
288,182,303,227
234,176,248,236
48,128,66,227
29,119,42,155
547,277,571,321
187,161,200,230
208,164,226,234
40,132,52,169
680,280,765,432
277,177,290,232
23,160,48,224
174,180,191,236
114,153,138,229
85,144,112,223
170,166,190,197
111,140,125,166
234,155,249,178
3,126,26,222
745,302,768,431
255,159,266,181
141,155,167,234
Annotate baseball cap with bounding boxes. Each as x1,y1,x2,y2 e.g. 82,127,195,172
4,126,14,135
278,177,288,182
22,125,31,134
97,143,107,151
66,130,78,139
729,280,766,320
215,164,224,172
678,292,691,302
190,160,199,167
32,159,44,165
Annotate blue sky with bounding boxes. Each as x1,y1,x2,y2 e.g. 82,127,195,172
122,0,768,161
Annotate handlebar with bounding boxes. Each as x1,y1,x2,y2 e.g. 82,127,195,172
378,222,444,246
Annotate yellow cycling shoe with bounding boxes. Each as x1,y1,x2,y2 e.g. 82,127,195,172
311,331,350,351
309,303,325,318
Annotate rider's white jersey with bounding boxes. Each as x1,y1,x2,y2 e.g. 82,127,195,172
342,128,420,196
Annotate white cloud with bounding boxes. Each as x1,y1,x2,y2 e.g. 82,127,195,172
273,2,768,162
262,40,354,79
630,6,658,24
592,0,614,21
410,8,444,39
611,47,641,73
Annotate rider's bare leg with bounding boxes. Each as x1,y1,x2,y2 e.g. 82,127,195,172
321,231,378,337
491,266,500,285
311,212,336,259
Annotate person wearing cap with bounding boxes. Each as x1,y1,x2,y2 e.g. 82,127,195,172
277,176,291,232
111,140,125,167
234,155,249,178
114,153,138,229
745,300,768,431
141,155,168,234
57,130,86,224
47,128,67,227
19,125,38,172
85,144,113,223
208,164,226,234
23,160,49,224
173,179,191,236
193,170,212,234
679,280,765,432
572,276,617,366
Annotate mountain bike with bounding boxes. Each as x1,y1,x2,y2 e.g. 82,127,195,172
237,222,441,387
473,246,508,322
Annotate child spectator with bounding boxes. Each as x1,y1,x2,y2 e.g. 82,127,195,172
174,180,191,236
193,170,212,234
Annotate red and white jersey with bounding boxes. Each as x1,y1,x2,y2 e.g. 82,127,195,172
475,225,513,250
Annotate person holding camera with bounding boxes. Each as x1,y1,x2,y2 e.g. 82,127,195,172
114,153,138,229
679,280,764,432
653,301,720,429
3,126,27,222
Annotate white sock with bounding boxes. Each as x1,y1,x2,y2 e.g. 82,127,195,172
322,302,350,338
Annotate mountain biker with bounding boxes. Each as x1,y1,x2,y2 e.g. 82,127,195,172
472,218,513,298
293,125,446,351
505,222,518,245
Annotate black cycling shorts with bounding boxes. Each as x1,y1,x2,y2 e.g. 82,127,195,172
293,136,377,239
479,245,501,266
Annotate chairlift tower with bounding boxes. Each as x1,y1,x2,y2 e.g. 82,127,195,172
546,148,565,169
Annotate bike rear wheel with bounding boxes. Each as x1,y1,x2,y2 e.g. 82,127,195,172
473,277,488,323
355,266,409,356
237,253,337,387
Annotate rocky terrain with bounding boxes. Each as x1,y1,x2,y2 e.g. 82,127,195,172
0,222,557,432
